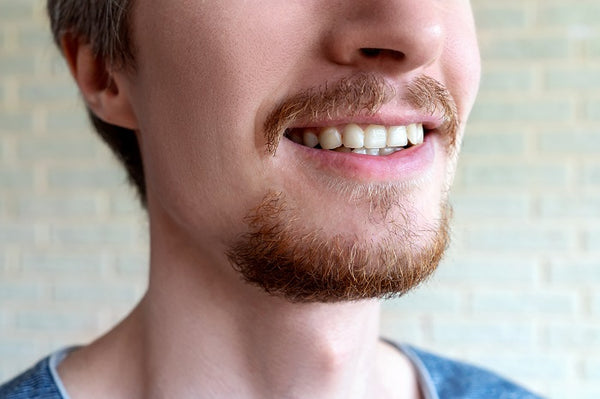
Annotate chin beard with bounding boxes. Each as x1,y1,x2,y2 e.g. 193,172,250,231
227,190,451,303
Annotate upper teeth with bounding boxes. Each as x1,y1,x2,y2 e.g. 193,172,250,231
288,123,424,155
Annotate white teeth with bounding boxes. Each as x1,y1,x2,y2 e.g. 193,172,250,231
364,125,387,149
342,124,364,149
379,148,396,156
351,147,403,156
319,127,342,150
407,123,424,145
291,123,424,155
387,126,408,147
303,130,319,148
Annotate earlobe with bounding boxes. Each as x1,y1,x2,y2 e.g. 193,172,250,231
60,33,138,130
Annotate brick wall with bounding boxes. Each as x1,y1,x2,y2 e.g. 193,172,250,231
384,2,600,398
1,1,599,398
0,0,148,381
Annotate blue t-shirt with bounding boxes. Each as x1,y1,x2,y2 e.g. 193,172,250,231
0,344,544,399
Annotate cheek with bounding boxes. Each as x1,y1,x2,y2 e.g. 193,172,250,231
128,3,318,239
441,10,481,121
131,1,314,152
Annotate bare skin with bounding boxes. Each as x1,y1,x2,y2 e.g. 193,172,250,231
59,209,423,399
56,0,480,398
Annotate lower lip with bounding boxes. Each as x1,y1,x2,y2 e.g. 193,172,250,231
282,132,439,182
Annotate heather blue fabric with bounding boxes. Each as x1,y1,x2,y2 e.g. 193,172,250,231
397,344,544,399
0,344,544,398
0,357,63,399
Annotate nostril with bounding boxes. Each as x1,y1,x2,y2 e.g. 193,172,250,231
360,48,405,61
360,48,382,57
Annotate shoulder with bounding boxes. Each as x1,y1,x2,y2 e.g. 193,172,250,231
400,345,545,399
0,357,64,399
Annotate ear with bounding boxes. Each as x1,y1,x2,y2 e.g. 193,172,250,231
60,33,138,130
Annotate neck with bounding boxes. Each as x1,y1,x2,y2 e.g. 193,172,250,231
140,241,384,399
58,206,420,399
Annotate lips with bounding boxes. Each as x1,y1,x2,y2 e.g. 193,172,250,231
264,75,458,183
281,122,440,183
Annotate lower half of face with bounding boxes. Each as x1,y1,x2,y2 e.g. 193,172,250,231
130,0,480,302
227,124,457,302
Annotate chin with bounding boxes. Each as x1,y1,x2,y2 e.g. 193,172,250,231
226,189,452,303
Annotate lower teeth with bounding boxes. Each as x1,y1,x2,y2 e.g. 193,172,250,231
284,131,415,156
351,147,404,156
286,135,410,156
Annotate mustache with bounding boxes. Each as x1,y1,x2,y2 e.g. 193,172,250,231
263,74,459,154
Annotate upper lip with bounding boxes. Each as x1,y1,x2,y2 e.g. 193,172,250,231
284,108,444,132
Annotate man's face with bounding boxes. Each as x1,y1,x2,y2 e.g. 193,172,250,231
124,0,480,301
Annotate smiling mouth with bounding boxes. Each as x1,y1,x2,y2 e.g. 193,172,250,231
284,123,426,157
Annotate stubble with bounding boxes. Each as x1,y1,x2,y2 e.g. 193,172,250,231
227,73,459,302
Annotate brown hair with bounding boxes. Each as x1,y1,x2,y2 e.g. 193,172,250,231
47,0,147,205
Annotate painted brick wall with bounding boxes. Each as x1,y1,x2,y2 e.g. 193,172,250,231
384,2,600,398
0,0,149,382
1,1,599,398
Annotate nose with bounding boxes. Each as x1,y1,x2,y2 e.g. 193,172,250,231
323,0,444,76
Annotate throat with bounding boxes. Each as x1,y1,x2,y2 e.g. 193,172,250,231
247,312,381,399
